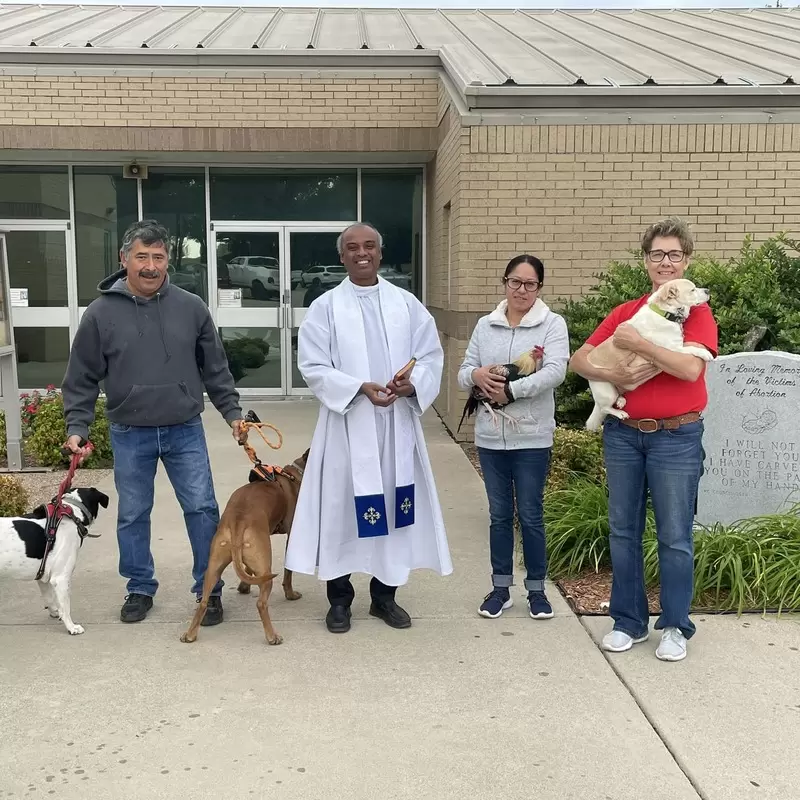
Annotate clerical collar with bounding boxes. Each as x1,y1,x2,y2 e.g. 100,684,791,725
351,281,379,295
648,303,685,324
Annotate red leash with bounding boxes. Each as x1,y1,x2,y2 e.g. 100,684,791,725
35,440,94,581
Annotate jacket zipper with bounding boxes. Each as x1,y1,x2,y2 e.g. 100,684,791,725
502,327,516,449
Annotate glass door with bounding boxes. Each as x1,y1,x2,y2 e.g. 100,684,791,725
285,227,351,395
0,221,75,389
210,223,352,396
211,225,285,395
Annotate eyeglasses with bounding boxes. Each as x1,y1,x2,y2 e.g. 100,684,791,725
646,249,685,263
504,277,540,293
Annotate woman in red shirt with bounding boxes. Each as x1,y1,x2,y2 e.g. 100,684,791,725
570,218,718,663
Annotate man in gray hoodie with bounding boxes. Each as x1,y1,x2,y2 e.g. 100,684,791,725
62,219,244,626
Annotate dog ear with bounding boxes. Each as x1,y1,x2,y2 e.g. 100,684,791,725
25,504,48,520
301,448,310,463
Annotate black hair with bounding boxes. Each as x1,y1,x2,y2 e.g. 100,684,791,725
503,254,544,284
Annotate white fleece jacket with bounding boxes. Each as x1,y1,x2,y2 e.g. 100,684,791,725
457,298,570,450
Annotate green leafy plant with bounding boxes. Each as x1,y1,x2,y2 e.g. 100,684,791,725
544,477,800,613
25,393,112,468
555,234,800,427
547,427,605,491
0,474,29,515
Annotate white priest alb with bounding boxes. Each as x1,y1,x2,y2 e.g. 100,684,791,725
286,277,453,586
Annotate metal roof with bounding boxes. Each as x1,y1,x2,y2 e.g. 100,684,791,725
0,4,798,93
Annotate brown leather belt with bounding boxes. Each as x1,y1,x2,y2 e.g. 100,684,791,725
620,412,702,433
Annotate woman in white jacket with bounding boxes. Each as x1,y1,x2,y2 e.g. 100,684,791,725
458,255,570,620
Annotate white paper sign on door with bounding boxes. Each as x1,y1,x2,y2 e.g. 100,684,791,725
217,288,242,308
10,288,28,307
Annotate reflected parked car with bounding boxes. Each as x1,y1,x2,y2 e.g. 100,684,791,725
378,266,412,291
300,265,347,288
227,256,279,300
169,263,205,297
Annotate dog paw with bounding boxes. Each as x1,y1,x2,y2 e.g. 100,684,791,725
48,608,60,619
614,397,627,409
180,632,197,644
285,591,303,601
267,634,284,646
67,624,85,635
618,411,630,420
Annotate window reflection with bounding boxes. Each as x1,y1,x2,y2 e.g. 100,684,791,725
220,327,282,389
74,167,138,305
142,169,207,303
290,231,346,309
361,169,423,298
5,231,67,307
216,233,280,308
14,327,70,389
0,166,69,219
210,169,357,221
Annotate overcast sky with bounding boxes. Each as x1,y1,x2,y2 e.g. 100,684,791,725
32,0,793,8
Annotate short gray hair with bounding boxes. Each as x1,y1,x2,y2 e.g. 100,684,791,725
120,219,171,259
336,223,383,256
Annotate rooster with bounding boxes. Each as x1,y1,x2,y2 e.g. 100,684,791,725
458,346,545,433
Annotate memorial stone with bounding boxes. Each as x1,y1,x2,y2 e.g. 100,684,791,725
696,351,800,526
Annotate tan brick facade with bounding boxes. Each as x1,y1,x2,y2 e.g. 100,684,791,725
0,75,439,128
427,111,800,436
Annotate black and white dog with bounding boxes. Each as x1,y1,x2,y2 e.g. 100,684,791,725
0,487,109,635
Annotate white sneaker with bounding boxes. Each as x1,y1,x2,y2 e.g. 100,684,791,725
601,629,649,653
655,627,687,662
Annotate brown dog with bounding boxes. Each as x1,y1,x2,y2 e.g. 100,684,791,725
180,448,309,646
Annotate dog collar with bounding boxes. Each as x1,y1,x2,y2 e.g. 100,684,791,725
289,460,305,477
649,303,685,324
61,499,100,540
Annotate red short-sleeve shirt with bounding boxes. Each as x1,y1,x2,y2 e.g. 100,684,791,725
585,295,719,420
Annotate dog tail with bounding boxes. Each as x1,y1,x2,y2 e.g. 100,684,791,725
232,534,277,586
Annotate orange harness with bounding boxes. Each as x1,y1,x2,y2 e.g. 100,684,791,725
239,418,297,483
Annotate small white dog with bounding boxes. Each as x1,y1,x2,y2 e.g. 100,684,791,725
585,278,714,431
0,487,109,635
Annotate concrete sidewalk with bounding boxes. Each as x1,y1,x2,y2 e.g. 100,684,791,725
0,401,798,799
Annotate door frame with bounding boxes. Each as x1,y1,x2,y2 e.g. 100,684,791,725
208,220,354,397
0,220,77,335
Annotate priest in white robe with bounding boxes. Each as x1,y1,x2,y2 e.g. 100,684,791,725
286,223,453,633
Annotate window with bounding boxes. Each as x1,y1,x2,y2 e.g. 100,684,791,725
360,169,423,299
210,169,357,221
0,166,69,219
142,169,207,303
74,167,139,306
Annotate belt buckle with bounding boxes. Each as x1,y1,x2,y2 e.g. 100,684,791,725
637,418,660,433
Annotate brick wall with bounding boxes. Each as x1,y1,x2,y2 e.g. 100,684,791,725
430,117,800,437
0,75,439,127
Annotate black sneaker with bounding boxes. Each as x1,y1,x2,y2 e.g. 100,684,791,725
120,593,153,623
326,604,352,633
200,595,223,627
369,599,411,629
528,591,554,620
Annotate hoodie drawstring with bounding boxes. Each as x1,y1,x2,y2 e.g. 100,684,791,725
132,294,171,361
156,294,171,361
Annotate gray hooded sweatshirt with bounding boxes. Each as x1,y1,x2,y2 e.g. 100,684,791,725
62,269,241,439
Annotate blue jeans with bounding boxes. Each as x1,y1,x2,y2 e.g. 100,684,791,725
110,415,222,598
477,447,551,592
603,418,704,640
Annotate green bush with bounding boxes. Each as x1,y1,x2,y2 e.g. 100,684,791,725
548,427,605,491
25,393,112,468
0,474,29,515
555,234,800,428
544,478,800,613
